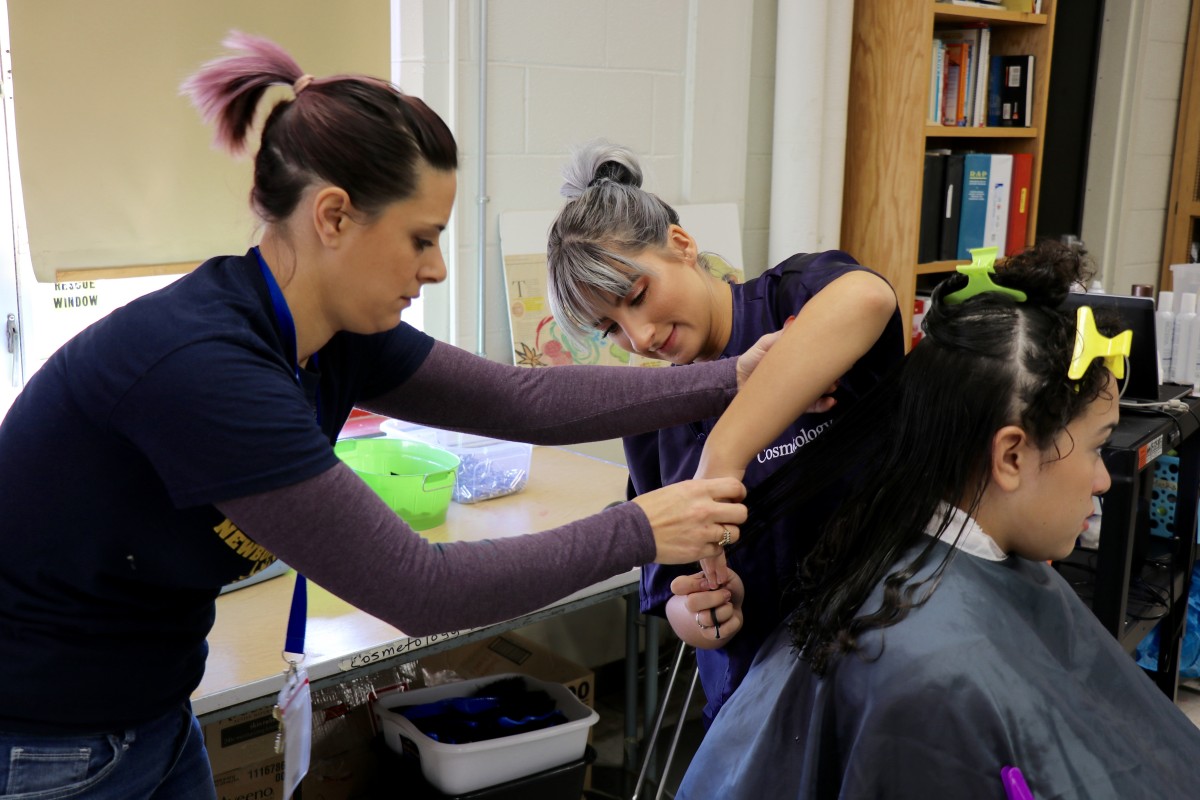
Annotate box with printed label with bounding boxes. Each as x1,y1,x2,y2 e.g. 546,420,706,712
204,705,279,776
212,754,285,800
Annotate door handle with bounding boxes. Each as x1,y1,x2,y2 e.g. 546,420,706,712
6,313,17,387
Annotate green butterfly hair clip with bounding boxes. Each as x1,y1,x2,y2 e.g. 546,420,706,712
943,246,1028,306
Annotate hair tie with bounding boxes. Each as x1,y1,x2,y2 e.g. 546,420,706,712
293,74,314,95
587,176,608,188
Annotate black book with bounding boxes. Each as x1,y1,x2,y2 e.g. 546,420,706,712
919,152,946,263
938,152,966,261
998,54,1034,127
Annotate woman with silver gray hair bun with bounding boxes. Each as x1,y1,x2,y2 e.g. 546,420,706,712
546,140,906,726
558,139,643,199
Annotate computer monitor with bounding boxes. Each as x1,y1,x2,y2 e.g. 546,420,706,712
1059,292,1161,403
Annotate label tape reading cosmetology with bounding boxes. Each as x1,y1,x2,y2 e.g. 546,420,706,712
339,630,463,670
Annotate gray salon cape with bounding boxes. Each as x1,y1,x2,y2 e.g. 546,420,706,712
677,539,1200,799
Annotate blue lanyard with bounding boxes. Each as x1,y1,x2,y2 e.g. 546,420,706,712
254,246,312,660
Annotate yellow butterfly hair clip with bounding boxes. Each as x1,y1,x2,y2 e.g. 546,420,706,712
943,246,1028,306
1068,305,1133,380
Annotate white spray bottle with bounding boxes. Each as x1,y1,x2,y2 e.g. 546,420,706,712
1157,290,1176,384
1173,292,1198,385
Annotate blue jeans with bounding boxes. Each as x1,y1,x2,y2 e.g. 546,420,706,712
0,704,216,799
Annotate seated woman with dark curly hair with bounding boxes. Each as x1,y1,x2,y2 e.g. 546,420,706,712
675,241,1200,799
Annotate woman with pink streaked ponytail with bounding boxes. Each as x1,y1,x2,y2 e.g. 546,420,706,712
181,31,457,224
0,32,775,797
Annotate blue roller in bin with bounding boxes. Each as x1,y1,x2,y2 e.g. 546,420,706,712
370,673,597,795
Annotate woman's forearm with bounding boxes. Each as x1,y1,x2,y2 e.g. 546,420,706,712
362,340,737,445
218,463,655,635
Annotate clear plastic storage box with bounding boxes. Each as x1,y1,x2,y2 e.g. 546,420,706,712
380,420,533,504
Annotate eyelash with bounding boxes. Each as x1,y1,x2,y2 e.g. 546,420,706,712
415,238,434,251
599,287,647,338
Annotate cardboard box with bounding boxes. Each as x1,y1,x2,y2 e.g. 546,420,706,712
204,705,279,776
205,635,593,796
208,706,380,800
212,754,285,800
416,632,595,710
300,701,381,800
206,665,417,798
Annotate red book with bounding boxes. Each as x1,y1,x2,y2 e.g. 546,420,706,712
1005,153,1033,256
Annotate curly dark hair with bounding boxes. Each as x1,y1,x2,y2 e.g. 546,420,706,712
733,239,1115,675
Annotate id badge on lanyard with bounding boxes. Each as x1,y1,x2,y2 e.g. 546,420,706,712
274,661,311,796
256,246,316,797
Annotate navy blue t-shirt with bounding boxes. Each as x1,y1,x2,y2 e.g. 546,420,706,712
629,251,904,725
0,250,433,733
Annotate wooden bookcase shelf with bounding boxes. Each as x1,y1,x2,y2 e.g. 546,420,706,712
924,125,1038,139
933,6,1048,26
915,259,967,276
841,0,1057,341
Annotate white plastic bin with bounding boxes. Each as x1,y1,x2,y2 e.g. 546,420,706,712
370,673,598,795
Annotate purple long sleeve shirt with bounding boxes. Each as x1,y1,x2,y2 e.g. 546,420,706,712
220,340,740,635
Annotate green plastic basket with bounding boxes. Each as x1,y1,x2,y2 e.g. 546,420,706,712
335,438,460,531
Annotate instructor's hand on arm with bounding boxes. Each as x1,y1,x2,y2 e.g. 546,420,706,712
632,477,746,564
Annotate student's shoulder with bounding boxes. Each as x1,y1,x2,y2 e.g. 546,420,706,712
747,251,868,315
774,250,862,274
761,250,877,296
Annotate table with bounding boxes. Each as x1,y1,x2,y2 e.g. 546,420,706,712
193,446,636,724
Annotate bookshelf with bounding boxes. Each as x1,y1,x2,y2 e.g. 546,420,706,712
841,0,1057,341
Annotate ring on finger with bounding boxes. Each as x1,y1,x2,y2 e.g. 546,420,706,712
719,525,732,548
695,612,708,630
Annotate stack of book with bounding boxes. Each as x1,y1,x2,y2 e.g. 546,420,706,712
929,25,1034,128
918,150,1034,263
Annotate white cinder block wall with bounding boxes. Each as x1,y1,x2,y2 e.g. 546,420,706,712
397,0,763,359
744,0,778,278
1084,0,1191,293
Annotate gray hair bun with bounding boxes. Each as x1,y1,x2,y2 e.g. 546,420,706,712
560,139,644,199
